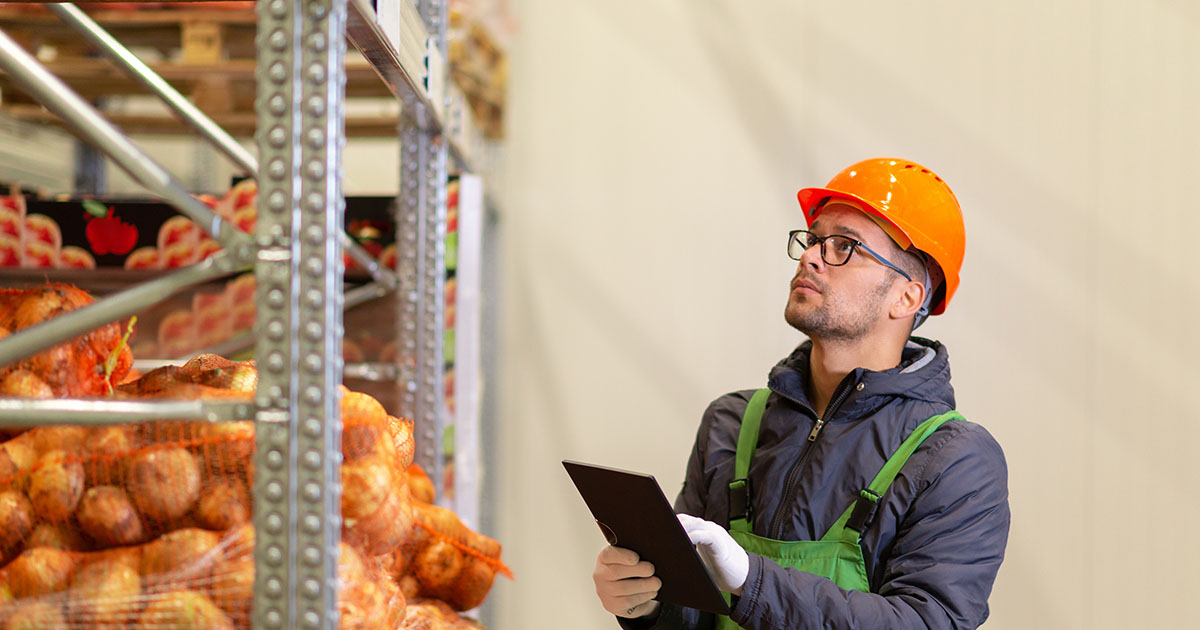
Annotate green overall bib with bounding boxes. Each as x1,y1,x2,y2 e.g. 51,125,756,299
714,388,963,629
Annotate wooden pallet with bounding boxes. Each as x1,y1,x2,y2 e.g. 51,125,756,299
0,3,399,136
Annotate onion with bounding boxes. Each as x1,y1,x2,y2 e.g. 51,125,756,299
134,590,233,630
27,522,87,552
2,601,67,630
0,489,33,556
68,559,141,630
193,480,250,531
7,547,74,598
76,485,146,547
126,446,200,524
83,426,135,487
413,538,464,592
140,528,220,579
28,450,84,522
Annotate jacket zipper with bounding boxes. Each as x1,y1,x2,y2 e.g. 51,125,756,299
766,375,858,540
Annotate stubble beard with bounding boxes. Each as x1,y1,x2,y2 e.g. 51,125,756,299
785,276,894,343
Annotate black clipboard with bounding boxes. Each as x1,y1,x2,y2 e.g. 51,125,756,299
563,460,732,615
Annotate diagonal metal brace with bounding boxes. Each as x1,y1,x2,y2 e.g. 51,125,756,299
0,251,246,369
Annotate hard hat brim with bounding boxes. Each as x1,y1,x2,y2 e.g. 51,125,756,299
796,187,915,250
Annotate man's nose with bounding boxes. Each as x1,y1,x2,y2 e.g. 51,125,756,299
799,243,825,272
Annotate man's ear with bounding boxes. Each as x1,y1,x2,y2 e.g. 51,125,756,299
890,279,926,321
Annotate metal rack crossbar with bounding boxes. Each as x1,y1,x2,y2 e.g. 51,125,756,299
0,251,241,368
0,398,254,427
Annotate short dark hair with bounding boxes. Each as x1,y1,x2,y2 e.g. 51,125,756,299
890,241,928,284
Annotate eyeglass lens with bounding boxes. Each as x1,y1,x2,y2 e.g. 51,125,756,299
788,231,855,265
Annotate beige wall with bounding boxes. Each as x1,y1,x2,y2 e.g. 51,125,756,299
493,1,1200,628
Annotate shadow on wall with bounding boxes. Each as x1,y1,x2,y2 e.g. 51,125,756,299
507,234,711,433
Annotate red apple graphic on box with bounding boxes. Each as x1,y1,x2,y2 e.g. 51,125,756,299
233,206,257,234
25,213,62,248
161,242,199,269
81,200,136,255
225,179,257,211
231,303,256,332
157,309,197,358
224,273,256,304
157,215,201,252
195,237,223,260
23,241,58,268
0,206,21,241
0,234,20,267
59,246,96,269
124,246,160,270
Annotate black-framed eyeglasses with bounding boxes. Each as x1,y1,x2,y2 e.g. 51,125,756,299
787,230,912,281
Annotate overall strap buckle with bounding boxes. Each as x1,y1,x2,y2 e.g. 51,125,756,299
845,489,881,533
728,477,753,522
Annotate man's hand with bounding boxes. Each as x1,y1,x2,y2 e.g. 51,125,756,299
678,514,749,595
593,545,663,618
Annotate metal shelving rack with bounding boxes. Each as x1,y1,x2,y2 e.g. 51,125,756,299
0,0,495,627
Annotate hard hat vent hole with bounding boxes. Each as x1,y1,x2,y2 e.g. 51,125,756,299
934,176,943,183
920,168,929,174
903,164,914,169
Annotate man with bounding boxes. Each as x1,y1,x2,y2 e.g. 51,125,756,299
593,158,1010,629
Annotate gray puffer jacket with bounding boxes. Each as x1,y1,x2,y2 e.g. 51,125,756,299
621,338,1009,630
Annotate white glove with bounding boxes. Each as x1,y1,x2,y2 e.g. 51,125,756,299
678,513,749,594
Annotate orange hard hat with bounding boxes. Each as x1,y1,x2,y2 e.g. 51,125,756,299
796,157,965,316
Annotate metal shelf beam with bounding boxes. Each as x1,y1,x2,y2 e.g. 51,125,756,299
347,0,436,131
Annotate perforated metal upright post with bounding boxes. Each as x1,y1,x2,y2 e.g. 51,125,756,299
253,1,346,629
400,0,451,491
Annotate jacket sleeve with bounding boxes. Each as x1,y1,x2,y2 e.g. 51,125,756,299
729,422,1010,630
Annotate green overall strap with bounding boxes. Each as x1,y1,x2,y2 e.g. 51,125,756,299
821,410,966,544
728,388,770,533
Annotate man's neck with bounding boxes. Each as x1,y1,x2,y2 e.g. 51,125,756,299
807,335,904,417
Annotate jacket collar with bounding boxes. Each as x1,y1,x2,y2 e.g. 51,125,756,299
766,337,956,418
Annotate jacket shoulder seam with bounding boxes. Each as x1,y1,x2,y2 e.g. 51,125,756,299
910,419,983,487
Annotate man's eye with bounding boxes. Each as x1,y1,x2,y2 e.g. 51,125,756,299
831,238,855,254
805,234,822,248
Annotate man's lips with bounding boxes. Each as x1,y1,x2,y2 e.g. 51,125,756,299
791,277,822,294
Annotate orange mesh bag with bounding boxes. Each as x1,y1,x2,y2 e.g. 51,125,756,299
390,501,511,612
0,354,418,629
340,388,416,556
400,599,485,630
113,357,416,557
406,463,436,504
0,352,416,559
0,284,134,397
0,341,426,627
0,524,406,630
